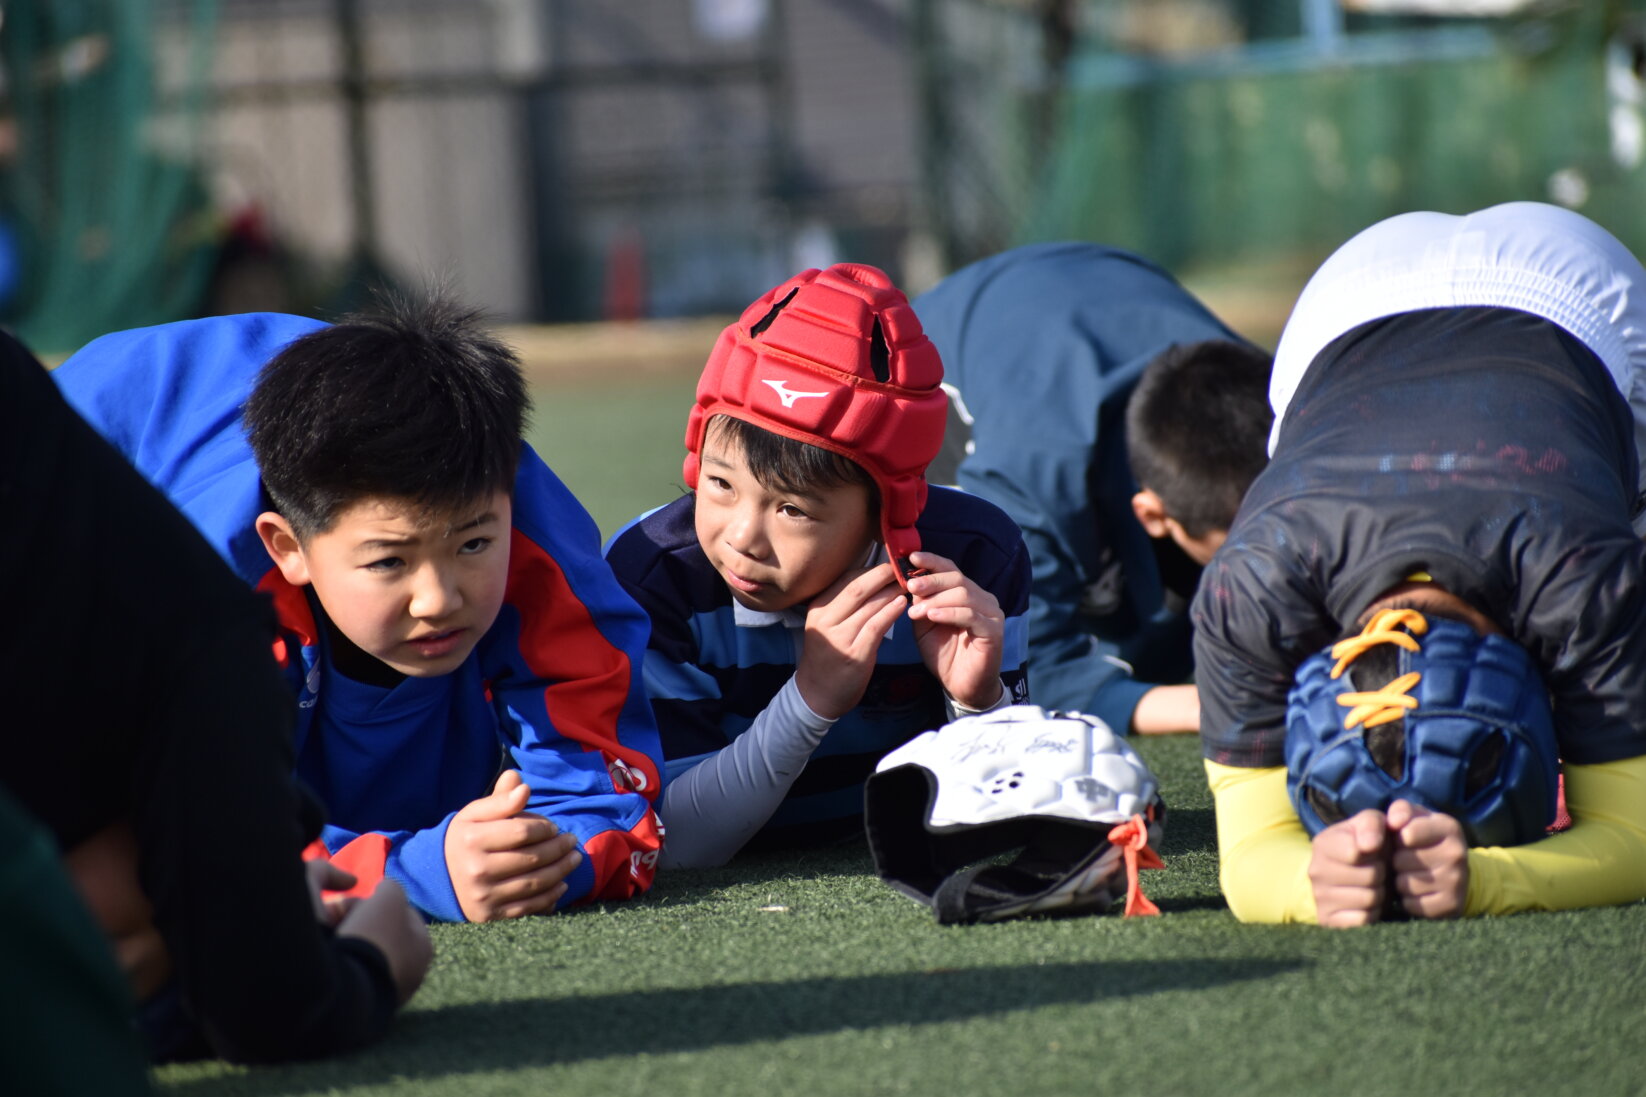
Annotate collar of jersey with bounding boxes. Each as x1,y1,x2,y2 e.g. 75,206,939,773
732,601,806,629
729,541,890,631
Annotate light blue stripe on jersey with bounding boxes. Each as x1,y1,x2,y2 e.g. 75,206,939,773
876,618,922,663
601,504,666,557
644,657,722,704
1002,614,1029,672
692,605,797,668
665,750,718,783
692,605,937,669
677,602,1026,697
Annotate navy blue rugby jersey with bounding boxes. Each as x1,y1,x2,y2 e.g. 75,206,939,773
606,485,1032,849
1194,306,1646,770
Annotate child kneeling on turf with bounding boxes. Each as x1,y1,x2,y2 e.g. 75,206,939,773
605,263,1032,867
1193,202,1646,925
55,297,664,923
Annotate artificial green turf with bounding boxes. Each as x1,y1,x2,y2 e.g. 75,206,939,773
155,733,1646,1097
156,372,1646,1095
524,373,700,539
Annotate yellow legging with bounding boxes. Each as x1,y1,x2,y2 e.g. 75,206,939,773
1206,754,1646,923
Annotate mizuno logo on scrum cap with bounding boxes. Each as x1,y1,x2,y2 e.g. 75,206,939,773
761,378,830,408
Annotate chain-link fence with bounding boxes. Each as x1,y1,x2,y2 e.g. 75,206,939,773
4,0,927,354
12,1,1646,355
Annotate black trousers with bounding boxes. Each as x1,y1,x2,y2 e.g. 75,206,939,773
0,332,395,1063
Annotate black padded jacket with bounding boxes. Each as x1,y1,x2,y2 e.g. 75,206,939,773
1195,307,1646,770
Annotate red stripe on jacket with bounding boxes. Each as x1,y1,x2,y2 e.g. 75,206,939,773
505,529,663,800
586,808,664,900
257,566,318,660
301,837,389,899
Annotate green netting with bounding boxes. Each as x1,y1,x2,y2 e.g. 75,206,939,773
2,0,219,357
925,2,1646,275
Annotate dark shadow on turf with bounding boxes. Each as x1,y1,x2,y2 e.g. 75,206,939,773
161,957,1301,1094
1158,806,1217,856
1152,894,1231,914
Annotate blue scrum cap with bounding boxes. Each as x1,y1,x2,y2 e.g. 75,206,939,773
1285,608,1560,848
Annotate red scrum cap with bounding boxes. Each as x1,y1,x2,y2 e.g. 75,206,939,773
683,263,948,589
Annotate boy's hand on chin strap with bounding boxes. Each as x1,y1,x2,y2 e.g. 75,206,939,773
444,770,583,923
1388,799,1468,919
1308,809,1390,927
905,550,1006,712
796,560,908,721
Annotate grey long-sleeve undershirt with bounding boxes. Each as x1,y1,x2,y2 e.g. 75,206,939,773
656,673,1011,868
657,676,833,868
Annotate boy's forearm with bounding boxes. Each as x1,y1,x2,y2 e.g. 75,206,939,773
63,822,170,1000
502,762,666,904
1205,759,1319,923
657,677,834,868
1131,684,1200,735
317,820,467,923
1464,754,1646,916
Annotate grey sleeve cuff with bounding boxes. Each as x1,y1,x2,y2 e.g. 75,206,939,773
945,678,1010,722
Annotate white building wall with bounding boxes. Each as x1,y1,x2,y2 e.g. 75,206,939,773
160,1,536,318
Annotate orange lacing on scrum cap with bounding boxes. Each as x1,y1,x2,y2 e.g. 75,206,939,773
1329,608,1426,730
1107,814,1165,918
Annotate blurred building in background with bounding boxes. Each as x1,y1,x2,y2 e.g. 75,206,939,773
2,0,1644,355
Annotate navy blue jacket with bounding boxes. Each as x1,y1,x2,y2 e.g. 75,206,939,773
914,243,1246,733
53,313,665,920
1196,307,1646,769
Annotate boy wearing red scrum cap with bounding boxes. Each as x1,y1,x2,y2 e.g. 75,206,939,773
605,264,1033,868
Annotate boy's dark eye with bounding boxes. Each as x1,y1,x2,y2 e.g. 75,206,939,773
459,537,492,555
365,556,403,572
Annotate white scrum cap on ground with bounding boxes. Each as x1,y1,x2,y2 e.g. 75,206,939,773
880,704,1158,826
865,705,1165,924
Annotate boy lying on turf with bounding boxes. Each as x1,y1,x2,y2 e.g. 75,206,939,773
1192,202,1646,925
914,242,1273,735
55,297,664,923
605,263,1032,867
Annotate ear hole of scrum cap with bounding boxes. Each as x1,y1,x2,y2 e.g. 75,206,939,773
1465,731,1507,800
1306,785,1346,827
750,287,799,338
1348,642,1407,780
1364,722,1407,781
869,316,891,382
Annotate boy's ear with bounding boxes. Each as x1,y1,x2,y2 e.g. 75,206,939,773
1131,489,1172,539
255,511,312,586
